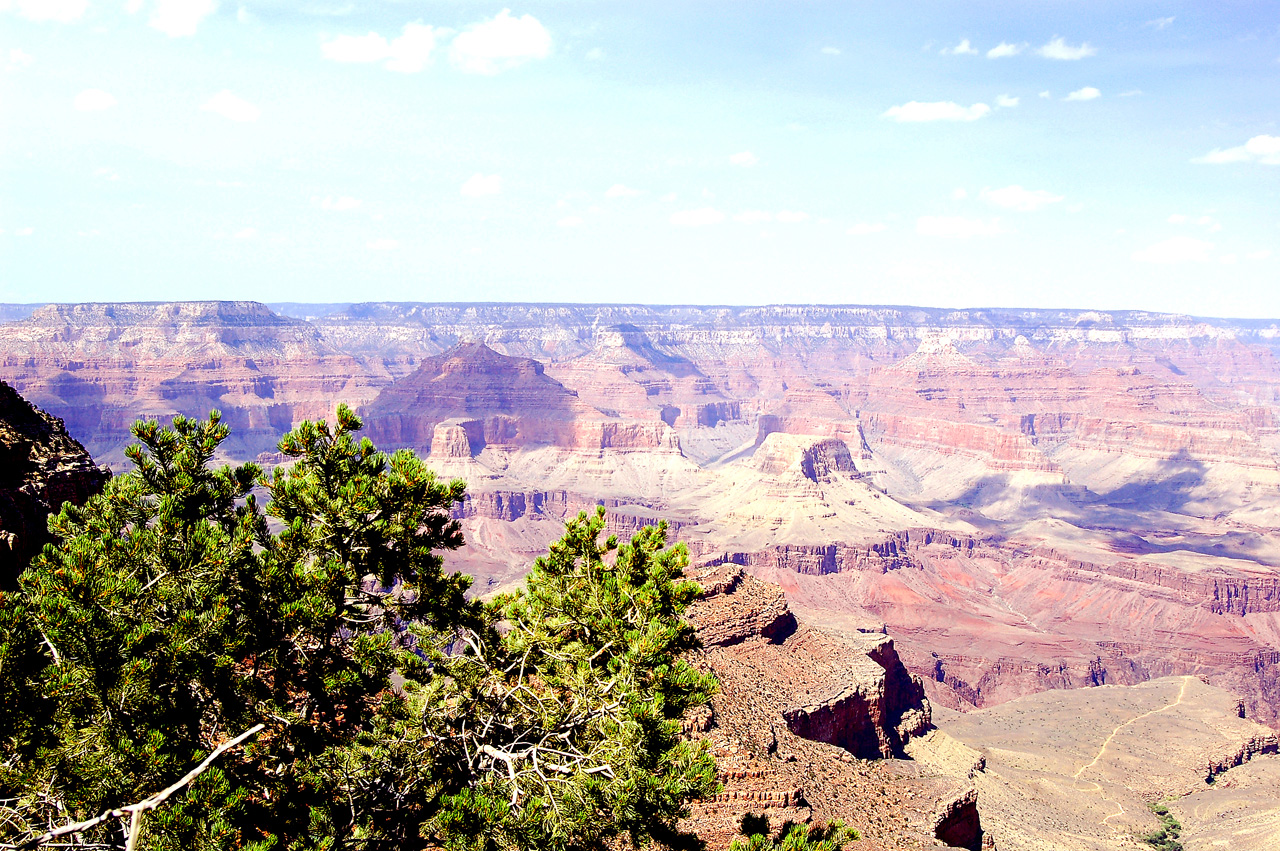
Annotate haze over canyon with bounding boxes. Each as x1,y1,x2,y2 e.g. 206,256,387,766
5,299,1280,849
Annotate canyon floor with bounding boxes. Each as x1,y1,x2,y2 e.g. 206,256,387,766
6,300,1280,848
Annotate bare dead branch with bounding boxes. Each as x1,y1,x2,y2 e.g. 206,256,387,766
15,723,265,850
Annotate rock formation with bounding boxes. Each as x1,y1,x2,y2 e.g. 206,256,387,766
0,380,108,585
683,566,951,850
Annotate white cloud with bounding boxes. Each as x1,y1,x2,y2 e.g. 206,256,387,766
585,47,604,61
450,9,551,75
1168,214,1188,224
821,46,841,55
95,167,119,181
1219,253,1238,265
460,173,502,196
1119,89,1143,97
951,187,968,200
729,151,759,167
1193,135,1280,165
883,101,990,122
1132,236,1214,263
733,210,772,224
15,227,34,236
315,195,361,211
125,0,144,13
556,215,583,227
986,41,1025,58
73,88,117,111
150,0,218,37
659,192,677,202
322,32,390,63
847,222,886,235
917,215,1004,238
980,185,1064,212
7,48,34,67
233,227,257,239
1038,37,1096,60
996,94,1019,108
670,207,724,226
1147,16,1175,30
201,90,260,122
604,183,642,198
1,0,87,22
1247,249,1273,260
366,238,399,250
941,38,977,56
321,23,441,73
1039,90,1051,99
1065,86,1101,101
383,23,441,73
775,210,810,223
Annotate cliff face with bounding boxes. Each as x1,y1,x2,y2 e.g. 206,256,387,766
682,566,949,849
0,381,108,585
687,567,932,760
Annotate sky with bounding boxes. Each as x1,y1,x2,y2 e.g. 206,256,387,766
1,1,1278,317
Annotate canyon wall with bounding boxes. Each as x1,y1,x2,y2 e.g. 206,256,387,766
5,301,1280,729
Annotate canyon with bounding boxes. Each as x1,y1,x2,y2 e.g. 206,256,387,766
5,300,1280,846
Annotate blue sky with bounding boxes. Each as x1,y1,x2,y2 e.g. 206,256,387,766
1,1,1277,316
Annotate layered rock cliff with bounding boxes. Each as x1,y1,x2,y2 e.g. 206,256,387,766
687,567,932,760
0,301,383,464
683,566,948,849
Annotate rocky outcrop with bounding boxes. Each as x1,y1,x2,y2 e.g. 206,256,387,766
780,633,931,759
932,786,985,850
0,381,109,585
1204,733,1279,782
687,567,797,647
691,567,931,759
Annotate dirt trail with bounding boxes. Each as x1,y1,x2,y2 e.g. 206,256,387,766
1071,676,1192,828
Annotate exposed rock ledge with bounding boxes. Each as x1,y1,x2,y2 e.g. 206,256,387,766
688,566,932,759
932,786,987,850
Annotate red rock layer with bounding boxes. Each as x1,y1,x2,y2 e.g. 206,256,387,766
0,302,384,463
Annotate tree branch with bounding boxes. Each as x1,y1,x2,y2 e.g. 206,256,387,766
15,724,265,850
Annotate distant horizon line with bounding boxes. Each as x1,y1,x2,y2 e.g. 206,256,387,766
3,300,1280,326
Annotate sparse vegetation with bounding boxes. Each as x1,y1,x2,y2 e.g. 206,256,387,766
1140,801,1183,851
731,815,859,851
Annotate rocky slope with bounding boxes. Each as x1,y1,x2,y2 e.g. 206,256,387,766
683,566,958,850
0,380,108,585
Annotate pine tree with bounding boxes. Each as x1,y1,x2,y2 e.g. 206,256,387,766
0,409,717,851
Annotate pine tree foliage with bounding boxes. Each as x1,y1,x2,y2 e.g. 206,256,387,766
0,409,717,851
418,508,719,851
730,819,858,851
